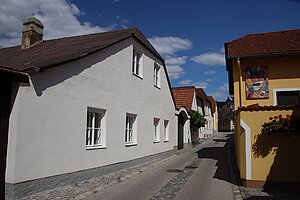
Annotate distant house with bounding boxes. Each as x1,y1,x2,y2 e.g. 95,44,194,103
217,98,234,132
0,17,176,198
208,96,218,132
172,86,213,148
225,29,300,188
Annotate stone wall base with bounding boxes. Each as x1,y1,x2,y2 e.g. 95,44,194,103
5,150,174,200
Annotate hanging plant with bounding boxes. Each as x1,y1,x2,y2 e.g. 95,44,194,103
261,114,297,135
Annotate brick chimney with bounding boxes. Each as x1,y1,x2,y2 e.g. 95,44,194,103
21,17,44,49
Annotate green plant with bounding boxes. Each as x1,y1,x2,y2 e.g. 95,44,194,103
190,110,206,129
262,114,297,134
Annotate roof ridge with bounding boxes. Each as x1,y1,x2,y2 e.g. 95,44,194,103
0,27,138,50
44,27,137,42
172,86,196,90
228,28,300,44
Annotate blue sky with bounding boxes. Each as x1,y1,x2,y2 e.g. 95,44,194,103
1,0,300,101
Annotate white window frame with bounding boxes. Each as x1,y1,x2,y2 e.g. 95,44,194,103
86,107,106,149
125,113,137,146
153,118,160,143
132,48,143,78
273,88,300,106
154,63,161,88
163,119,169,142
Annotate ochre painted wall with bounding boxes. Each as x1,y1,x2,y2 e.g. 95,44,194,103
232,54,300,185
233,54,300,108
241,109,300,183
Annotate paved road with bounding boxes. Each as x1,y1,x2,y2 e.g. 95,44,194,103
85,132,234,200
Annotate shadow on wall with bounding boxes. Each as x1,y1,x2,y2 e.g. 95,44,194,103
251,108,300,189
30,43,129,97
196,133,235,184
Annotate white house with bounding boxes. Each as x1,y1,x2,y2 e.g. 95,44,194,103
208,96,218,133
172,86,213,147
0,17,176,198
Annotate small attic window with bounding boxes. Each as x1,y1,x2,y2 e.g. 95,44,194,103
132,48,143,78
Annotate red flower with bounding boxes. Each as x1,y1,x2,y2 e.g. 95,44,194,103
274,116,278,119
286,114,290,118
269,117,273,120
278,115,282,118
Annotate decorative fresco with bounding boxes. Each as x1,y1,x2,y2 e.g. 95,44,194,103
245,66,269,99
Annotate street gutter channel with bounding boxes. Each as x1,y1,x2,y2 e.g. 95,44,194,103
150,158,200,200
226,134,243,200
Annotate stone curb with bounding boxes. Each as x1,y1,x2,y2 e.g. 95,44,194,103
226,134,244,200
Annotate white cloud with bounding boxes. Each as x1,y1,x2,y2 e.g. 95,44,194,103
166,65,185,80
194,81,209,89
0,0,115,47
177,79,208,89
165,56,188,65
192,52,225,66
164,56,188,80
148,36,192,55
178,79,193,85
204,70,216,75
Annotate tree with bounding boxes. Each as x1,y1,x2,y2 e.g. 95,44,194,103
190,110,206,129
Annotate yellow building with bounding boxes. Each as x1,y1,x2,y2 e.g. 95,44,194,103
225,29,300,188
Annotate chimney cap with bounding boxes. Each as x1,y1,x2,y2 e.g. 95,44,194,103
23,17,44,28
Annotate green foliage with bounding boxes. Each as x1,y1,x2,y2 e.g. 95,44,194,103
190,110,206,129
262,114,297,134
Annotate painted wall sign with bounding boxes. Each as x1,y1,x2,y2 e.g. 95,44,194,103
245,66,269,99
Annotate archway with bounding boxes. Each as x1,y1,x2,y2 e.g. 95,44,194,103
177,108,189,150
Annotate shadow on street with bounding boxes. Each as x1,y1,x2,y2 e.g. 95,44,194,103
196,133,234,184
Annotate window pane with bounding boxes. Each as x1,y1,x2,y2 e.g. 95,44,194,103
129,130,133,142
86,129,92,145
277,91,300,106
129,117,133,129
87,111,92,127
95,113,101,128
94,129,101,144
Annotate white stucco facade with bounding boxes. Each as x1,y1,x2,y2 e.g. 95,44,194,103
192,91,213,139
6,38,176,183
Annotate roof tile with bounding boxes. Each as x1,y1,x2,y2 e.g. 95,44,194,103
225,29,300,58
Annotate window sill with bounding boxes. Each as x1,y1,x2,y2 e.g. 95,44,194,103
153,140,160,143
132,73,143,80
125,142,137,147
86,145,106,150
164,140,169,143
154,85,161,89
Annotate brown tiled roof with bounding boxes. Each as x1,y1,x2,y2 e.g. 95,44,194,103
0,28,163,71
225,29,300,58
208,96,216,113
172,87,195,112
172,86,211,112
196,88,211,104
